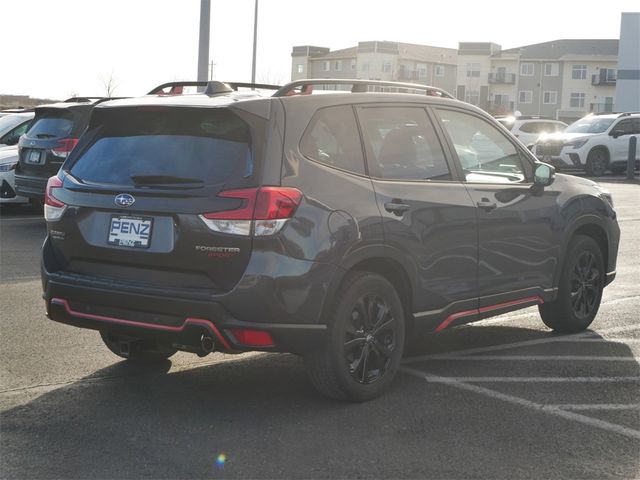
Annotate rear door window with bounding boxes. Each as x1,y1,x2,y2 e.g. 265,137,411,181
69,108,252,186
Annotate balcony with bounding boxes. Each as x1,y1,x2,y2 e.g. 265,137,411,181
488,73,516,84
592,71,616,86
590,102,615,113
397,67,427,82
487,101,514,115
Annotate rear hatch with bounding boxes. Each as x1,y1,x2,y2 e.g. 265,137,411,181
49,105,265,293
17,105,89,181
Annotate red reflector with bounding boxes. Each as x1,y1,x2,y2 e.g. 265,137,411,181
45,175,65,208
229,328,275,347
52,138,79,154
203,187,302,221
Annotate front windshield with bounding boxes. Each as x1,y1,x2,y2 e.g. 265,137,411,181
565,117,615,134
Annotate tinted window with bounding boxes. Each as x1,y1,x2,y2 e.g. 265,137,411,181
565,117,614,134
614,120,634,135
28,111,74,139
300,106,365,174
436,108,529,184
0,114,29,136
69,108,252,186
358,107,450,181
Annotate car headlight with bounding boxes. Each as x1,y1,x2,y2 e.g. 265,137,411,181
0,162,17,172
564,138,589,149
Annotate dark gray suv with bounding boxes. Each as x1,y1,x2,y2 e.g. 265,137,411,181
41,79,620,401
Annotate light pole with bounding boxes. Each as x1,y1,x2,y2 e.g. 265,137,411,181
251,0,258,86
198,0,211,87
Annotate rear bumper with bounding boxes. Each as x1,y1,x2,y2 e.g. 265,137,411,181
15,174,47,200
42,237,334,354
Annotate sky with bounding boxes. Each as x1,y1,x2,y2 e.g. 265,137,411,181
2,0,638,100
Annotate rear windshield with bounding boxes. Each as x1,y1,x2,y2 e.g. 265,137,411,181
69,108,252,186
28,111,74,139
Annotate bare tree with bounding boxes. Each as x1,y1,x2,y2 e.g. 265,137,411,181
258,68,286,87
99,70,119,97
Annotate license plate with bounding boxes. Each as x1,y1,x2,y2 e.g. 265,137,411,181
27,150,43,165
108,216,153,249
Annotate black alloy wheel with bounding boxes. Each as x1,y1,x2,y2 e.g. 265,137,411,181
344,294,398,384
570,251,601,319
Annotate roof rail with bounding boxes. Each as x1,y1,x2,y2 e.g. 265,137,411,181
618,111,640,117
273,79,455,99
147,81,281,96
63,96,105,103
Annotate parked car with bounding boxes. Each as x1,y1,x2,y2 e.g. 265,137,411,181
0,112,34,147
496,115,567,150
14,98,112,201
533,112,640,176
41,79,619,401
0,147,29,204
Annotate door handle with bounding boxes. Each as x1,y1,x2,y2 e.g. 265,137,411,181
476,198,497,211
384,201,410,216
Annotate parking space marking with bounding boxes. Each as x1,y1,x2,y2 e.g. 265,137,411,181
419,376,640,383
549,404,640,411
404,319,640,364
401,366,640,440
428,355,640,362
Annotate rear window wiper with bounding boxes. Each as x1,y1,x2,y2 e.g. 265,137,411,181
35,133,57,139
130,175,204,185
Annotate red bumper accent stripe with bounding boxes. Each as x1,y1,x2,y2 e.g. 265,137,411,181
435,296,544,333
50,298,232,351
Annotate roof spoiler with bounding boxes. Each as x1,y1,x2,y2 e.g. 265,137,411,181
273,79,455,99
147,81,281,96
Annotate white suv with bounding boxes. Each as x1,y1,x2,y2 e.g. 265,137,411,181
497,116,567,149
533,112,640,176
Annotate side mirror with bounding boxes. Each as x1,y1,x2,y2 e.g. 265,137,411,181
533,162,555,188
610,129,624,139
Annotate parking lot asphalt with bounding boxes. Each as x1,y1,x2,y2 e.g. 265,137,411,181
1,178,639,479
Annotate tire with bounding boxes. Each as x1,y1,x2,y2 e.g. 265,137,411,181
100,331,177,362
539,235,604,333
304,272,405,402
586,149,609,177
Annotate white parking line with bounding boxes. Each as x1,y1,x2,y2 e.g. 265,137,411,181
401,366,640,440
427,355,640,362
420,376,640,383
549,404,640,411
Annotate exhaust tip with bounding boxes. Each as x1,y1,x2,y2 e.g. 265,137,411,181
200,335,215,355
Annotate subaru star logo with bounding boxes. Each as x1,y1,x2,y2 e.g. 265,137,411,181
114,193,135,208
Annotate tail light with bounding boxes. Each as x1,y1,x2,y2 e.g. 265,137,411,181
51,138,79,159
44,175,67,221
199,187,302,236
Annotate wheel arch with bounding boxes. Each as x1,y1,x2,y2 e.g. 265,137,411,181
323,246,416,332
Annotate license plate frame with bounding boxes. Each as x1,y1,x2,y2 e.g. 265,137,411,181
27,150,43,165
107,215,153,249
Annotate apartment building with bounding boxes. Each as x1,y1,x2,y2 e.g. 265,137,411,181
291,41,457,94
291,39,621,123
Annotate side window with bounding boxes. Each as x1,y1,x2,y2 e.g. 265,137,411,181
614,120,634,135
358,106,451,181
435,108,531,184
299,106,365,175
634,119,640,134
518,122,538,133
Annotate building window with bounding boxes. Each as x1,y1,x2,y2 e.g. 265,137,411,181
604,68,617,81
361,62,370,72
297,64,304,74
417,63,427,79
494,94,509,106
466,63,480,78
570,92,585,108
382,61,392,73
334,60,342,72
322,61,330,72
572,65,587,80
350,59,357,70
519,90,533,104
435,65,445,77
544,63,559,76
465,90,480,105
543,91,557,104
520,63,534,76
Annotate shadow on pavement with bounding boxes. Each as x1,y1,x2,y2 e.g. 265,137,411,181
1,326,639,480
